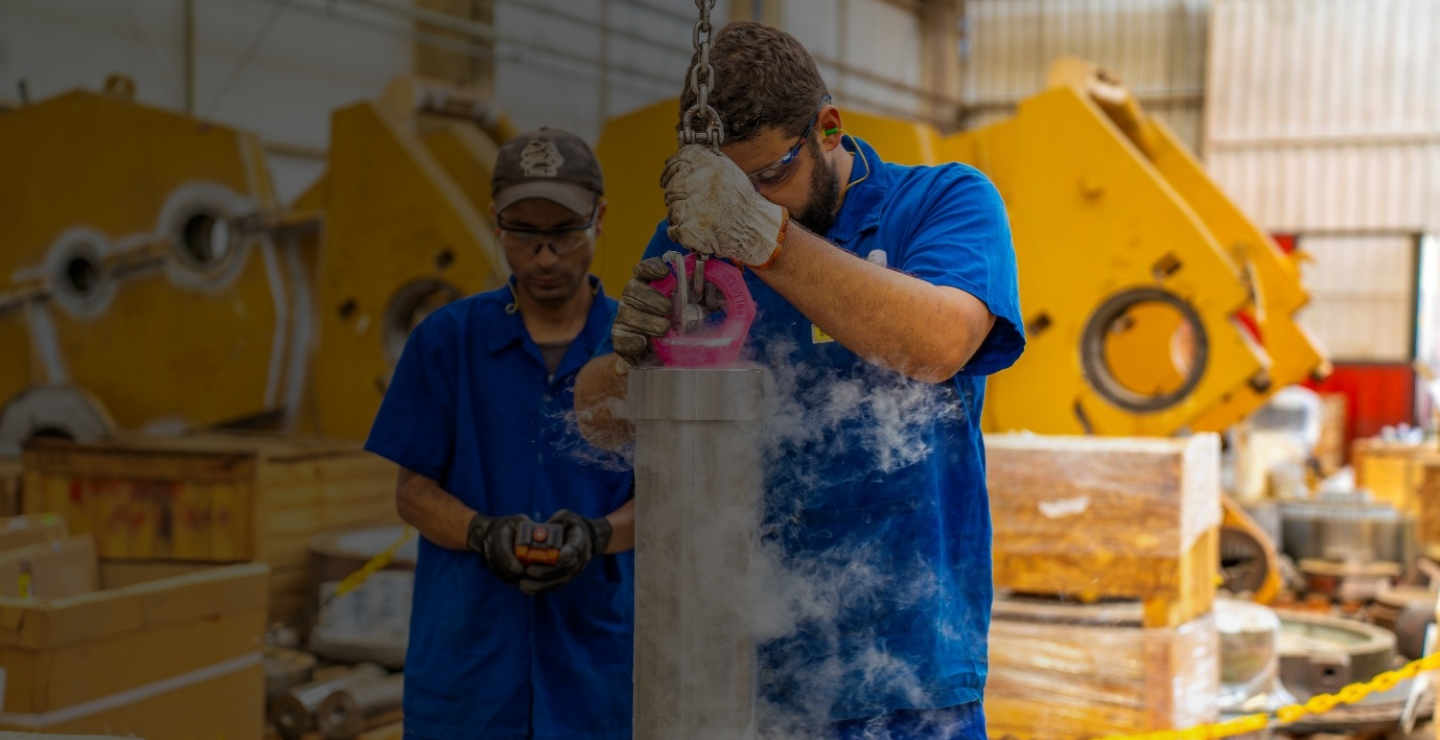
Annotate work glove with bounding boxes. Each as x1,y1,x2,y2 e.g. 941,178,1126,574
466,512,531,585
612,257,674,369
518,509,613,595
661,145,789,268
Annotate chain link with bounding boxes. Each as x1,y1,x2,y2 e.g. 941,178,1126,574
1092,651,1440,740
679,0,724,151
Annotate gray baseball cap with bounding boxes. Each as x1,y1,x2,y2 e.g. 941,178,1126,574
492,127,604,216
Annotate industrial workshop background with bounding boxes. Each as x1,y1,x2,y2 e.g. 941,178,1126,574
5,0,1434,439
3,0,1440,739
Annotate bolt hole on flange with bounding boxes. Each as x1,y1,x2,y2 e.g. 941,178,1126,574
1080,288,1210,413
179,211,232,267
64,256,99,295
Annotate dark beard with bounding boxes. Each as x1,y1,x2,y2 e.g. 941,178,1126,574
793,139,841,236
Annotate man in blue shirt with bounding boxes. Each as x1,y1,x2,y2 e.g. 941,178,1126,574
575,21,1024,740
367,128,635,740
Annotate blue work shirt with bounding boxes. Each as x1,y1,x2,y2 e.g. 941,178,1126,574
630,137,1024,724
366,278,634,740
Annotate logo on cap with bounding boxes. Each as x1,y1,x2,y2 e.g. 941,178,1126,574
520,139,565,178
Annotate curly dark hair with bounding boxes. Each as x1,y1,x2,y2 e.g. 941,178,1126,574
676,21,829,143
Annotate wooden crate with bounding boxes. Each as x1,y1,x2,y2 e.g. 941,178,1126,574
985,598,1219,740
0,456,22,518
1353,438,1439,514
22,434,400,622
1314,393,1349,476
1414,458,1440,548
986,433,1221,627
0,561,267,738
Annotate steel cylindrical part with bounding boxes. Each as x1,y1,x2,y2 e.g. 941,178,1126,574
629,366,768,740
317,673,405,740
271,663,386,740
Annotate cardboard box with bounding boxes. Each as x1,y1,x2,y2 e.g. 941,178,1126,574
986,599,1219,740
0,535,99,599
986,433,1221,626
22,434,399,621
0,561,267,738
0,514,67,554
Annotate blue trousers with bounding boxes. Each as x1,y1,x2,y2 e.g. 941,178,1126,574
825,703,987,740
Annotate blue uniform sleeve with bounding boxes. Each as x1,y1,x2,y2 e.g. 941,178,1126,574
897,165,1025,377
365,310,458,483
590,222,681,360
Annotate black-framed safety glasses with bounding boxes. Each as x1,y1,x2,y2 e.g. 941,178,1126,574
746,95,832,189
496,212,598,256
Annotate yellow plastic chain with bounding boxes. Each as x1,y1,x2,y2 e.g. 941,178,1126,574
333,526,417,598
1095,652,1440,740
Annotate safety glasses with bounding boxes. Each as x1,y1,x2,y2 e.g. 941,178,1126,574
497,213,597,256
745,95,832,190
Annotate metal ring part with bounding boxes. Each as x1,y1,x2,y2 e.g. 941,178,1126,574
1079,287,1210,413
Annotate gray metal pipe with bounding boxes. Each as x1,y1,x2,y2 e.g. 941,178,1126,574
628,366,769,740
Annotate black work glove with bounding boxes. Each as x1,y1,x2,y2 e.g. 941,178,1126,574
519,510,613,595
467,512,532,585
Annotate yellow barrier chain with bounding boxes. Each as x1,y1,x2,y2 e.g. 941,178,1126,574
1095,652,1440,740
333,526,417,598
264,526,417,639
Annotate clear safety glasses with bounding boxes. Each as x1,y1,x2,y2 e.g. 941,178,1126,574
746,95,832,190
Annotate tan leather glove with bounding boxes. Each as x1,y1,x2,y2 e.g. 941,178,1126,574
661,145,789,268
612,257,673,369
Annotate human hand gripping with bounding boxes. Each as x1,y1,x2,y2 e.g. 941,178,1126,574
661,145,788,268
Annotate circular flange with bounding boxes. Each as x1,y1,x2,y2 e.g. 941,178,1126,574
0,383,115,455
1079,287,1210,413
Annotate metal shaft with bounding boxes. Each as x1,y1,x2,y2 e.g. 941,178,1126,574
317,673,405,740
628,366,768,740
271,663,386,740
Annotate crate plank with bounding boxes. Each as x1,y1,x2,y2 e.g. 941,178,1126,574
986,433,1221,627
21,435,398,623
985,599,1219,740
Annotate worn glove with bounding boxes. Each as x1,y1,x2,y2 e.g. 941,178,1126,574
612,257,673,369
466,512,531,585
518,510,613,595
661,145,789,268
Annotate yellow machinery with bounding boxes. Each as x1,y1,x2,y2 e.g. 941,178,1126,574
296,77,512,437
0,75,290,451
0,76,512,447
593,58,1327,438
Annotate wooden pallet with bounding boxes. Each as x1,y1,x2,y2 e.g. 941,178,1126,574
985,597,1219,740
986,433,1221,627
21,433,400,622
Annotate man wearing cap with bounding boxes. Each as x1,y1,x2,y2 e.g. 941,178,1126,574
365,128,635,740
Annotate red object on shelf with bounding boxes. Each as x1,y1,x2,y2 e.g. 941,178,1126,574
1305,363,1418,455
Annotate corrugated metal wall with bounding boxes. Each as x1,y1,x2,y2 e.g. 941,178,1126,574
1205,0,1440,233
1299,234,1418,362
0,0,410,201
961,0,1210,152
785,0,929,122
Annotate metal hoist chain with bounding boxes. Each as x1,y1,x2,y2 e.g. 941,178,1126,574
679,0,724,152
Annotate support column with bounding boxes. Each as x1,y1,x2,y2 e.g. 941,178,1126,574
629,366,769,740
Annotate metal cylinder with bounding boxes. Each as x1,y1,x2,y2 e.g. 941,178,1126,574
317,673,405,740
270,663,386,740
628,366,769,740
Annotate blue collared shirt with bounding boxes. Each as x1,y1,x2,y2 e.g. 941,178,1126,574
366,278,634,740
630,137,1025,722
